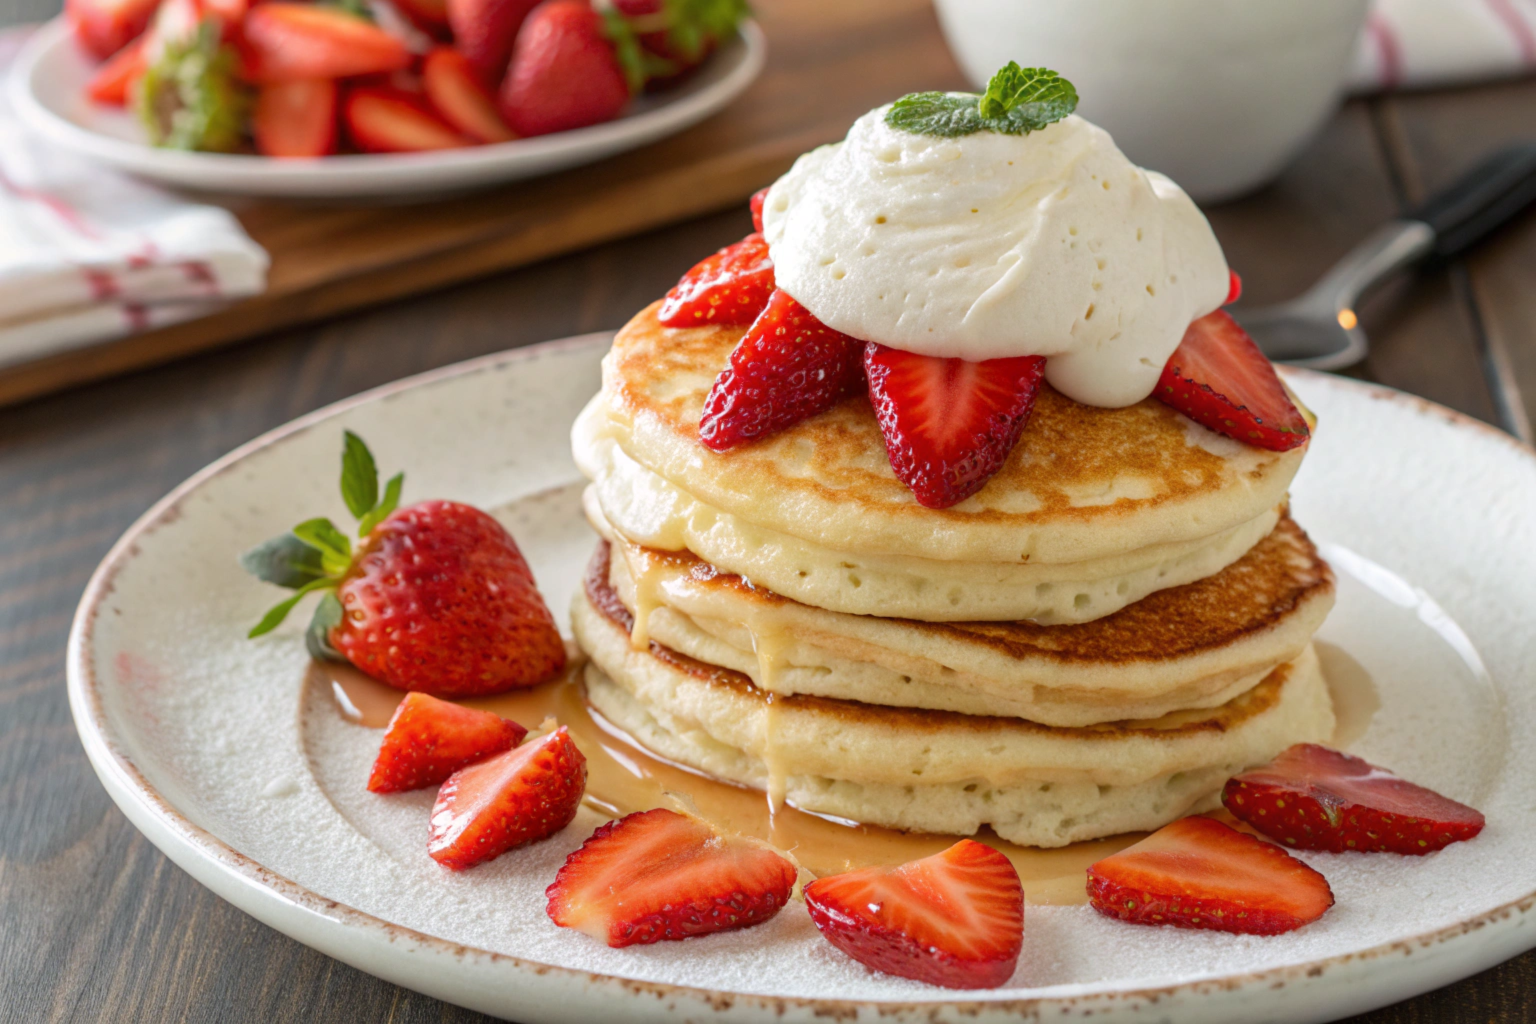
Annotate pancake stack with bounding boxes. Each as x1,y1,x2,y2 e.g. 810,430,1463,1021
570,303,1336,848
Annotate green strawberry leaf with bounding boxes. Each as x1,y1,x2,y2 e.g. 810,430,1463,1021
357,472,403,538
885,62,1076,139
247,577,337,638
305,591,345,661
240,531,328,588
292,517,352,576
340,430,379,520
602,8,647,94
136,19,250,153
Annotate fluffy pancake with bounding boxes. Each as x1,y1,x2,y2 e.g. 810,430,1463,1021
592,301,1307,566
590,507,1335,726
572,580,1335,847
577,407,1284,623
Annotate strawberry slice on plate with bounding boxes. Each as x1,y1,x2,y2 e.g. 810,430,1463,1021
367,691,527,794
85,36,147,105
345,86,469,153
422,46,515,143
253,79,339,158
1087,816,1334,935
241,4,413,84
697,289,864,451
804,839,1023,990
547,807,796,946
657,232,774,328
67,0,160,60
428,726,586,870
1157,310,1309,452
864,343,1046,509
1223,743,1486,855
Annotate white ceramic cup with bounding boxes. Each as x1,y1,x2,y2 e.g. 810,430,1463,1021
932,0,1371,203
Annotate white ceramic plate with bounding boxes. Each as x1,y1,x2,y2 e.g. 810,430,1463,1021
9,18,765,198
68,335,1536,1023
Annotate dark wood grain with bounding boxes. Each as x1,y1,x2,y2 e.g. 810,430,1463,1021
3,84,1535,1024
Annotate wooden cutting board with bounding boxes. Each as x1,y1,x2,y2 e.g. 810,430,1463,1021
0,0,967,408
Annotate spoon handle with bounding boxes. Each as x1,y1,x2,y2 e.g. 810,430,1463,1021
1410,143,1536,260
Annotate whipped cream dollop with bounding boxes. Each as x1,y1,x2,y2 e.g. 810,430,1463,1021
761,109,1230,408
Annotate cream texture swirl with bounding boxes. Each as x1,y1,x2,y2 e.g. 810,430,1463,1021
761,109,1230,407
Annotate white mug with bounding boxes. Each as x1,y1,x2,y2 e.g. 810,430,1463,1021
933,0,1372,203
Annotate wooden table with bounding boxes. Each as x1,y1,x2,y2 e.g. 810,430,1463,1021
2,5,1534,1020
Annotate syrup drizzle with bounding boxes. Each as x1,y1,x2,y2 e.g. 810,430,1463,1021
317,642,1373,906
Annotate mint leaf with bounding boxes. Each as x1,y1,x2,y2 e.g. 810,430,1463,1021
306,591,345,661
292,517,352,576
357,472,403,538
978,63,1075,123
340,430,378,520
885,63,1076,139
248,577,337,638
240,532,327,588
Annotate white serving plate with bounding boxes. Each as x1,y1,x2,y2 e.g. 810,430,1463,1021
68,334,1536,1022
9,18,765,198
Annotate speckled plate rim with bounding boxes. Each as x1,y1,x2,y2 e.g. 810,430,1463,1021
65,337,1536,1024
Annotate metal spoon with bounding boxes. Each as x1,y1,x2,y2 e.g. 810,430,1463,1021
1234,143,1536,372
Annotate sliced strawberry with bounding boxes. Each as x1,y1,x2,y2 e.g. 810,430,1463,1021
1223,744,1485,855
422,46,514,143
241,4,413,84
749,185,768,232
1087,816,1334,935
864,344,1045,509
1157,310,1309,452
547,807,796,946
697,288,864,451
344,85,469,153
67,0,160,60
1225,269,1242,305
657,232,773,328
367,691,527,794
447,0,539,85
85,36,147,105
497,0,636,138
804,839,1023,990
253,79,339,158
428,727,585,870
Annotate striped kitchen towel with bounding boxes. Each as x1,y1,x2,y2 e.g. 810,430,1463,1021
1354,0,1536,90
0,27,267,371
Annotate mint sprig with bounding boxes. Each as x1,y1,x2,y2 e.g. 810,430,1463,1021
242,431,403,641
885,62,1077,139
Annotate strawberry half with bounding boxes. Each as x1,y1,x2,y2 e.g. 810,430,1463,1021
67,0,160,60
345,86,469,153
1223,744,1486,855
428,727,586,870
804,839,1023,990
749,185,768,232
1157,310,1309,452
697,289,864,451
85,36,147,106
240,4,413,83
253,79,339,158
656,232,774,328
1087,816,1334,935
864,343,1046,509
422,46,515,143
367,691,528,793
546,807,796,946
242,431,566,697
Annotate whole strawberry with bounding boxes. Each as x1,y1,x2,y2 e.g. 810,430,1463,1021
242,432,566,697
498,0,642,138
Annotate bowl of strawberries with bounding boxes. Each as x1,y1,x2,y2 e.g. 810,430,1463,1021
7,0,764,196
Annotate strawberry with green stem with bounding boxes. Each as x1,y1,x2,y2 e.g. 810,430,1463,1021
243,431,566,697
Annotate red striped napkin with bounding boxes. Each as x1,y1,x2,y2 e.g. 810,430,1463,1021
1354,0,1536,91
